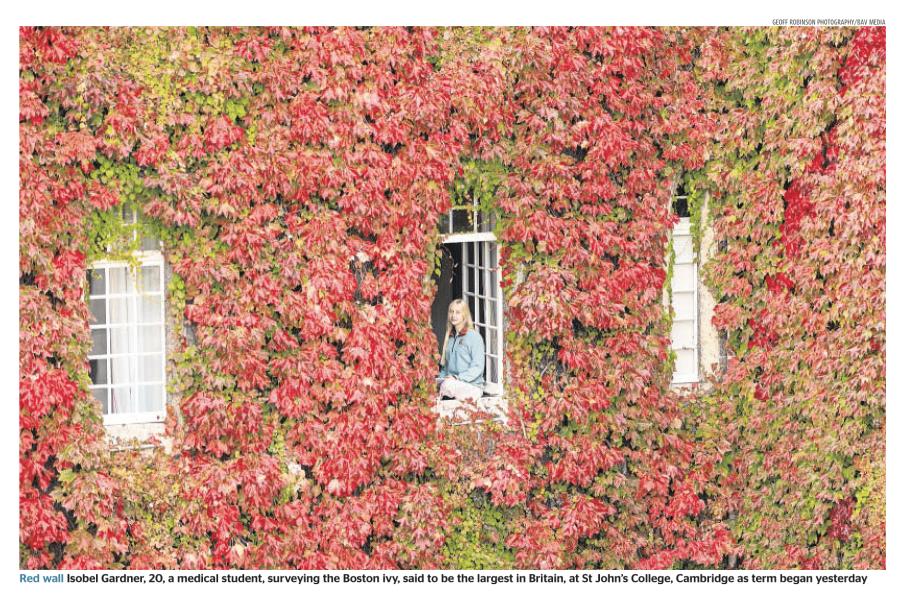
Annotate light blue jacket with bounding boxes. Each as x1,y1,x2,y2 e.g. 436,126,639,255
438,328,485,387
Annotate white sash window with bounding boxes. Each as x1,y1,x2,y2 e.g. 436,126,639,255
437,199,504,397
87,251,167,425
670,217,699,384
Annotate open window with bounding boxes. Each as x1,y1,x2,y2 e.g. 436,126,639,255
87,206,168,427
431,196,506,422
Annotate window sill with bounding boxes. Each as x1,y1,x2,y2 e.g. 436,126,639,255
105,421,169,451
103,412,166,426
439,231,497,244
432,394,508,425
671,378,710,395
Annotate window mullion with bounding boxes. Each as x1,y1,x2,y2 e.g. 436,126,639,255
482,242,489,357
462,243,467,304
473,242,480,327
496,242,503,393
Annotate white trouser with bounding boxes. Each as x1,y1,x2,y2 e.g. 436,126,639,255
438,377,483,401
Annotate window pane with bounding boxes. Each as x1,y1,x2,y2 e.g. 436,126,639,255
139,266,161,292
671,263,695,293
673,235,694,264
671,320,695,349
672,292,695,321
139,354,164,383
108,356,134,386
89,298,106,325
486,298,497,327
108,267,130,294
488,328,498,356
138,384,164,413
110,386,135,414
674,349,696,380
109,326,134,355
452,208,472,233
92,387,109,414
478,257,487,298
88,269,106,296
140,295,163,324
139,325,163,353
89,358,108,386
478,211,496,233
140,236,161,251
438,212,451,234
487,356,496,383
108,297,134,325
90,328,107,357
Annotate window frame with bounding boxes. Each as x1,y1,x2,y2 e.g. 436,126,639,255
438,234,504,397
87,250,168,426
669,216,700,385
438,190,497,237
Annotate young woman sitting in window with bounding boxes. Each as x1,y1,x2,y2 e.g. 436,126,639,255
436,299,485,401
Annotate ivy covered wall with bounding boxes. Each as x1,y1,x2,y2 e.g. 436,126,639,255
19,26,884,569
688,27,886,568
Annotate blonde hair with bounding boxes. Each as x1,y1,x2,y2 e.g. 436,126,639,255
441,299,474,366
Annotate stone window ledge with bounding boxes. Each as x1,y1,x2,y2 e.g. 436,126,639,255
105,421,171,452
432,395,508,425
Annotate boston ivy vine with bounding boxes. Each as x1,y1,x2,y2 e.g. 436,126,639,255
688,27,886,569
19,26,884,570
